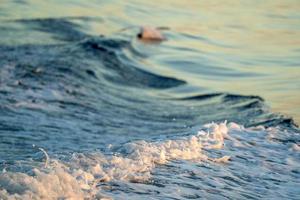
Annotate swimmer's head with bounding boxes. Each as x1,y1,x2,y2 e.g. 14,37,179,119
137,26,165,41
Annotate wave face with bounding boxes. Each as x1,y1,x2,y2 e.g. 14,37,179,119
0,16,299,199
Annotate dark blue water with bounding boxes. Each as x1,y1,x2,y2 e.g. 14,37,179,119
0,1,300,199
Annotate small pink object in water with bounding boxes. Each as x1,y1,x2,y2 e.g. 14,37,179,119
137,26,165,41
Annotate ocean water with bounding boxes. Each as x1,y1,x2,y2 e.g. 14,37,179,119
0,0,300,199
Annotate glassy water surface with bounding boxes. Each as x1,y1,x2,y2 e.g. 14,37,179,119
0,0,299,199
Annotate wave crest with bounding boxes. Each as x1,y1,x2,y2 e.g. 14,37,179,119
0,122,236,199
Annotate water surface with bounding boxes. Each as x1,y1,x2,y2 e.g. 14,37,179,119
0,0,299,199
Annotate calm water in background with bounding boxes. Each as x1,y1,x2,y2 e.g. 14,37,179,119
0,0,300,199
1,0,300,122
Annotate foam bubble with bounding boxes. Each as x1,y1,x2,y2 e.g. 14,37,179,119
0,122,242,199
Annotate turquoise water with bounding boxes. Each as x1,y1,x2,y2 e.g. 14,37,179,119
1,0,300,122
0,1,300,199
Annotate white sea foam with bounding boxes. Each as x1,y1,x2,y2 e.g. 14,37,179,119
0,122,263,200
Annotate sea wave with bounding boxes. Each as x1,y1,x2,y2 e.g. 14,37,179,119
0,17,299,199
0,122,260,199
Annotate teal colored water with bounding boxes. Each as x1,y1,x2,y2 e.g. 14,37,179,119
1,0,300,122
0,1,299,199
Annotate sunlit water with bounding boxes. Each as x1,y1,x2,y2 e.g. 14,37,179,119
0,0,300,199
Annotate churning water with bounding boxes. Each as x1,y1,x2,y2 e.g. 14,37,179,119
0,0,300,199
